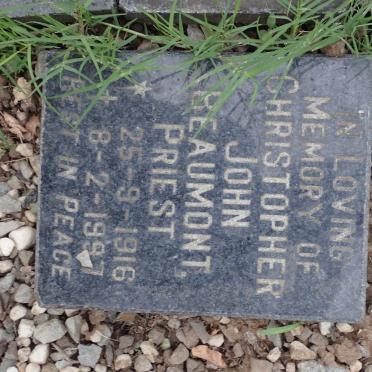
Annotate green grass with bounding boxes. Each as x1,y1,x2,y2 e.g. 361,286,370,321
259,322,303,336
0,0,370,129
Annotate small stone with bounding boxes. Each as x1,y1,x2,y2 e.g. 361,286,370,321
0,272,15,293
16,143,34,157
41,363,58,372
168,318,181,330
140,341,159,363
191,345,226,368
60,368,78,372
0,194,22,213
319,322,332,336
207,334,224,347
25,364,41,372
31,302,47,316
289,341,316,361
7,176,22,190
244,330,257,345
250,358,274,372
14,284,33,303
65,315,83,343
25,210,37,223
76,250,93,268
176,325,199,349
267,347,281,363
119,335,134,349
19,160,34,179
0,237,15,256
34,319,67,344
219,317,230,324
9,226,36,251
78,344,102,368
9,304,28,321
334,339,362,365
18,319,35,338
187,24,205,40
18,347,31,362
169,343,189,365
148,328,165,345
0,259,13,274
0,220,24,238
336,323,354,333
233,343,244,358
190,321,210,344
160,338,171,350
286,362,296,372
95,365,107,372
321,40,346,57
114,354,132,370
134,355,152,372
350,360,362,372
7,368,19,372
29,344,49,364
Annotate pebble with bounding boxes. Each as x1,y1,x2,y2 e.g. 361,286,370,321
187,24,205,40
0,272,15,293
9,226,36,251
0,259,13,274
320,322,332,336
233,343,244,358
336,323,354,333
160,338,171,350
334,339,362,365
0,194,22,213
286,362,296,372
19,160,34,179
0,220,24,238
0,237,15,256
350,360,362,372
29,344,49,364
208,334,224,347
148,328,165,345
95,365,107,372
267,347,281,363
25,210,37,223
16,143,34,157
289,341,316,361
140,341,159,363
250,358,274,372
169,343,189,365
18,347,31,362
65,315,83,343
191,345,226,368
114,354,132,370
219,317,230,324
190,321,210,344
7,368,19,372
9,304,28,321
119,335,134,349
168,318,181,330
31,302,47,316
134,355,152,372
14,283,33,303
78,344,102,368
25,363,41,372
34,319,67,344
18,319,35,338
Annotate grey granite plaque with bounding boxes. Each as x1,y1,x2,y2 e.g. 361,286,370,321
37,52,372,321
0,0,114,18
120,0,343,15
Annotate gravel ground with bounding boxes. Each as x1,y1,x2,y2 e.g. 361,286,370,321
1,73,372,372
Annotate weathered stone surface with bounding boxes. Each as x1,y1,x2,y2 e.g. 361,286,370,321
121,0,343,15
37,52,372,321
0,0,115,19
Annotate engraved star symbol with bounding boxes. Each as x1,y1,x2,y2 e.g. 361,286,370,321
126,81,152,98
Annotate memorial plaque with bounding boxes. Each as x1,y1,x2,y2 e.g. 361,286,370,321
0,0,114,18
121,0,343,16
37,53,372,321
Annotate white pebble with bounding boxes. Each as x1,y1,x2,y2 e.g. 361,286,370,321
350,360,362,372
115,354,132,370
18,347,31,362
7,368,19,372
140,341,159,363
0,259,13,274
9,226,36,251
207,334,224,347
16,143,34,157
0,237,15,256
31,302,47,315
25,210,37,223
336,322,354,333
18,319,35,338
25,363,40,372
95,365,107,372
29,344,49,364
319,322,332,336
267,347,281,363
9,304,28,321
